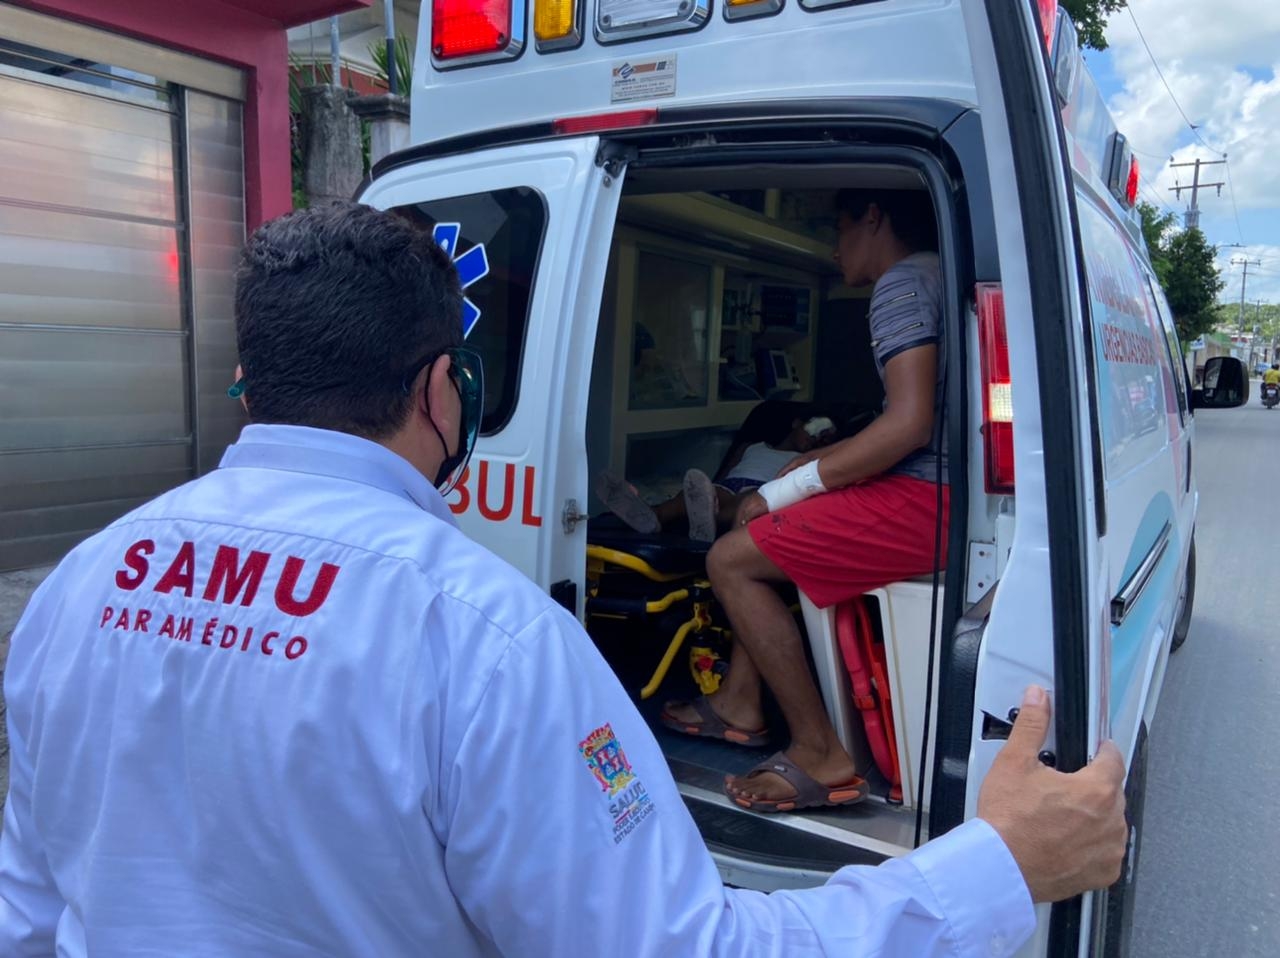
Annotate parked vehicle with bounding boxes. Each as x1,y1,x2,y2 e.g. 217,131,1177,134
360,1,1247,954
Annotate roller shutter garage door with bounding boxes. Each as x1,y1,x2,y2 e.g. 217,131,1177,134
0,41,246,571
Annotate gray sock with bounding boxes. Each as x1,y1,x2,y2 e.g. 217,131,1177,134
683,469,717,542
594,471,660,534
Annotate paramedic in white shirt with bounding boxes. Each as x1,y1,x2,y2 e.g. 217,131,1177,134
0,201,1127,958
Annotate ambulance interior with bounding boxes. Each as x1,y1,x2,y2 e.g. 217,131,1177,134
581,165,994,866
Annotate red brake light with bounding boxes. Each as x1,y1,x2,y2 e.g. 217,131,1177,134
552,109,659,136
1036,0,1058,53
977,283,1015,495
432,0,512,59
1126,156,1141,208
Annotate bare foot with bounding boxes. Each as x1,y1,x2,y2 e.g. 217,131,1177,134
663,694,765,738
726,742,858,803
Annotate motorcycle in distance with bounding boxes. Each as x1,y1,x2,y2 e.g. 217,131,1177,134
1262,364,1280,409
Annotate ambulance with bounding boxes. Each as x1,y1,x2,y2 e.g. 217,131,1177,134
357,0,1246,953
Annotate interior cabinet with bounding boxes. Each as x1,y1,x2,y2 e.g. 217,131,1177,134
600,196,832,486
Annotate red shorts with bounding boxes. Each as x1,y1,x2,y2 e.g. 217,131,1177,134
748,474,950,609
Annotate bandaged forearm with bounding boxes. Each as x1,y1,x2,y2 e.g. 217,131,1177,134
758,460,827,513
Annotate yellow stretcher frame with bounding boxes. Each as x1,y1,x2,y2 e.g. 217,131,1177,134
586,545,716,700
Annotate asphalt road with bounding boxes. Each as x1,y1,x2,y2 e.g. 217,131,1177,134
1131,402,1280,957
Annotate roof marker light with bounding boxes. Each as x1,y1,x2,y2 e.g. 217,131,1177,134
535,0,580,49
432,0,521,64
1036,0,1058,53
724,0,783,21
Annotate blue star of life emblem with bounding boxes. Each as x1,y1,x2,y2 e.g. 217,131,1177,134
432,222,490,338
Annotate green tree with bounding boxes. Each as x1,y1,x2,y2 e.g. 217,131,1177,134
1062,0,1127,51
1214,302,1280,342
1162,228,1225,343
369,33,414,94
1138,201,1175,267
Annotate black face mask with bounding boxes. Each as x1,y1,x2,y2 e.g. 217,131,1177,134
420,346,484,496
431,376,467,490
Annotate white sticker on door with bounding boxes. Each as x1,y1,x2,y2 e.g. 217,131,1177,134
611,55,677,103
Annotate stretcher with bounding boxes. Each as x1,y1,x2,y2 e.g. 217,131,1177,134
584,523,723,699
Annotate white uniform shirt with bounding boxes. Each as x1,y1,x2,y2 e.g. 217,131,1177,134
0,424,1035,957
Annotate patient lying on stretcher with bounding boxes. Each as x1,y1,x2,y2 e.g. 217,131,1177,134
595,416,838,543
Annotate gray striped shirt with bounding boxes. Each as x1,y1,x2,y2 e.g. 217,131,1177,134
869,251,946,484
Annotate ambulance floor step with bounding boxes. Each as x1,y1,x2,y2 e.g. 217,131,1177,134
664,744,925,863
687,798,885,874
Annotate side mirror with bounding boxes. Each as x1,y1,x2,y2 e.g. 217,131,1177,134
1192,356,1248,410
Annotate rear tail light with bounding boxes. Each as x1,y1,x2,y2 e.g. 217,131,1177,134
1036,0,1058,53
977,283,1015,495
432,0,512,60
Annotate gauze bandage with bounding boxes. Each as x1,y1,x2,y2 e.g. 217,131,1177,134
803,416,836,437
758,459,827,513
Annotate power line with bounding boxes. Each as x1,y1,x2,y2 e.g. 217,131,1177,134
1126,5,1228,155
1140,182,1179,217
1223,158,1246,245
1131,146,1172,162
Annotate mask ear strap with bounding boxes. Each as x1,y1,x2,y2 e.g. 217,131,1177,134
429,374,468,490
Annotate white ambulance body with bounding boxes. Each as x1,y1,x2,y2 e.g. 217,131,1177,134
359,1,1245,953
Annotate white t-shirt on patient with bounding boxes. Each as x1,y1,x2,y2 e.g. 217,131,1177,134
723,442,800,486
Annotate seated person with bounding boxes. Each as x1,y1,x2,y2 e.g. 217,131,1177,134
595,416,838,542
663,188,948,813
1265,363,1280,386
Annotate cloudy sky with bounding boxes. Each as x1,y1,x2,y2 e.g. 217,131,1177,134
1084,0,1280,311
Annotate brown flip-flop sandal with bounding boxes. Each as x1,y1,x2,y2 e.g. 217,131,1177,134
659,696,771,748
726,751,868,813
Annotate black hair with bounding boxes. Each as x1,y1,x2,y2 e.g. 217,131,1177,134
835,188,939,253
234,201,462,439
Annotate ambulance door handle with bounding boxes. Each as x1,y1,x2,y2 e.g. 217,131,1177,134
563,498,589,534
1110,522,1172,626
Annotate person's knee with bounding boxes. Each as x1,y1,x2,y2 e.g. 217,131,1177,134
707,532,743,586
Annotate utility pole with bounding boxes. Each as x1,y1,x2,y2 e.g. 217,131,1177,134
1232,257,1262,334
1170,157,1227,230
1258,300,1268,363
383,0,398,95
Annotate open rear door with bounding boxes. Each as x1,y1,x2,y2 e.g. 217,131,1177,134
360,137,625,615
957,2,1111,956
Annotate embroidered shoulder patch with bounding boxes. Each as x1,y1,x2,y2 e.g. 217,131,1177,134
579,724,655,844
